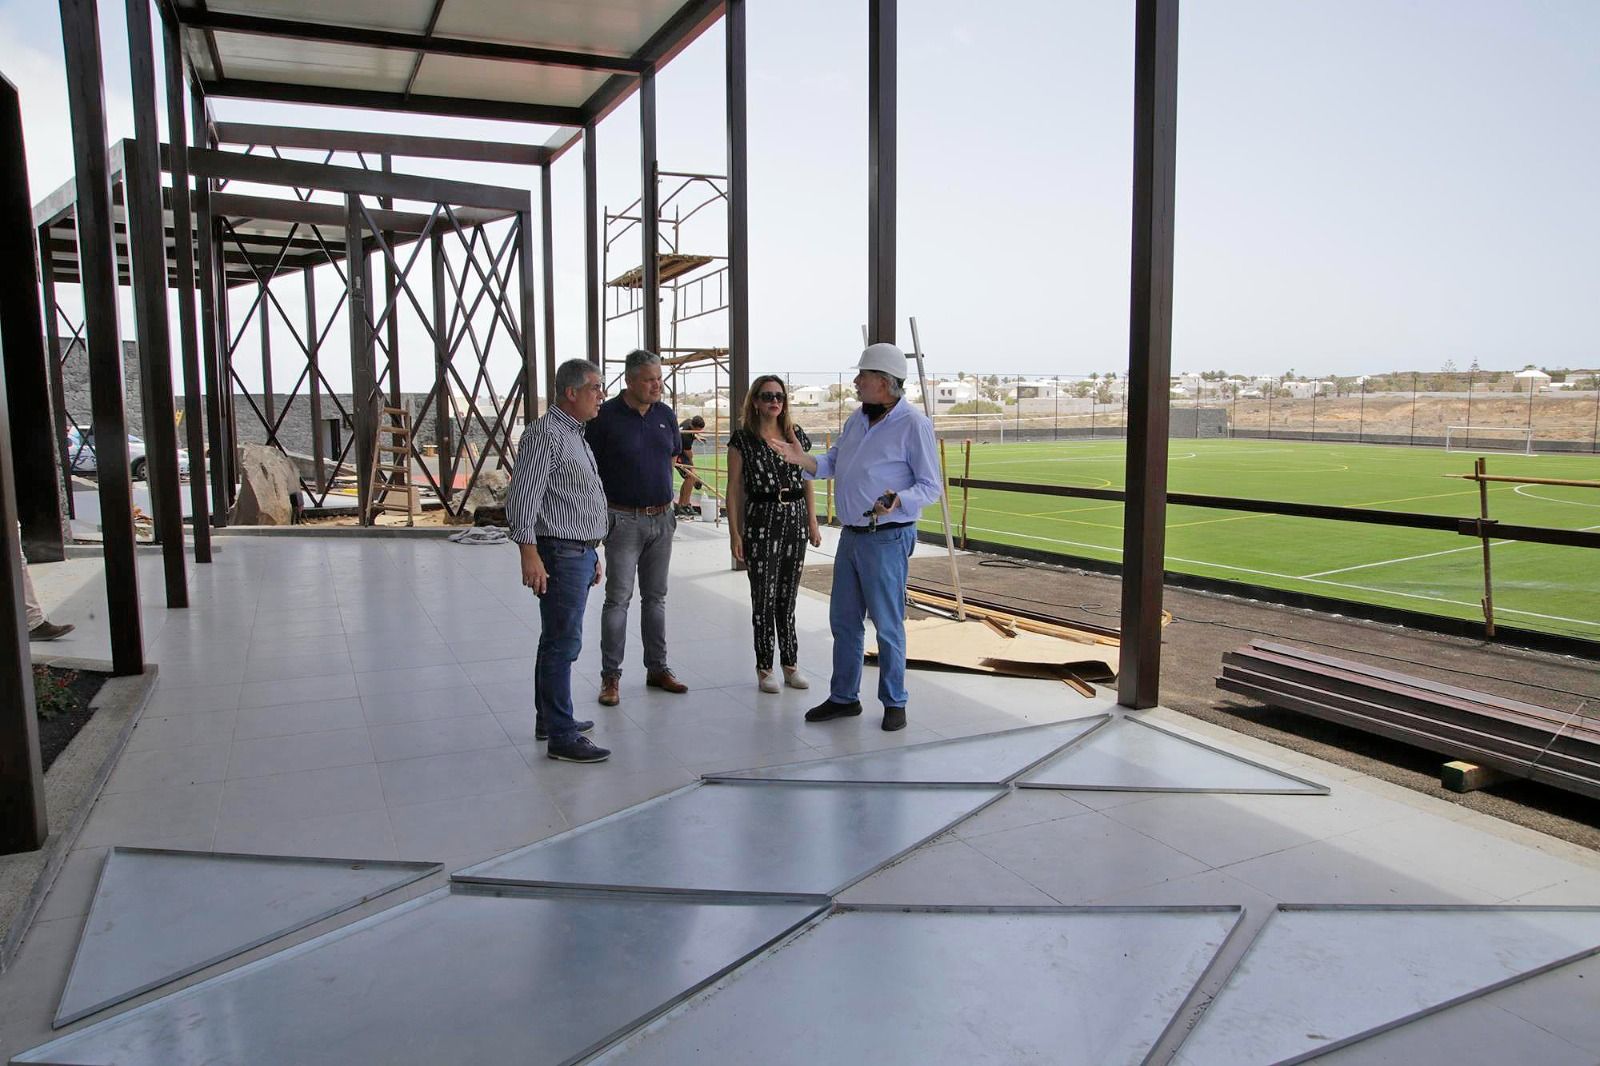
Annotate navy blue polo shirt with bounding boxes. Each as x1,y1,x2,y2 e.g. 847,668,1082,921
585,395,682,507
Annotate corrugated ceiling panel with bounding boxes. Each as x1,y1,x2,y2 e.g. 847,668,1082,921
433,0,686,57
209,0,438,34
409,53,611,108
212,31,416,93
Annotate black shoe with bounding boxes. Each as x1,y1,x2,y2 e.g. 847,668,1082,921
535,719,594,742
805,699,863,723
882,706,907,732
547,735,611,763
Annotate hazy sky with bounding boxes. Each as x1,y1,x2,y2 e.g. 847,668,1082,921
2,0,1596,393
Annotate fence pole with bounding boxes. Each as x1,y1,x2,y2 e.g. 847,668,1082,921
1358,377,1365,443
1476,456,1495,637
1465,369,1475,447
960,438,972,549
1410,372,1418,446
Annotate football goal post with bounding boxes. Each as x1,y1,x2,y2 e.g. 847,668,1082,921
1444,425,1534,455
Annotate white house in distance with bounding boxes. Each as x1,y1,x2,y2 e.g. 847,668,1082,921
789,384,829,406
1284,380,1333,399
929,378,978,405
1513,368,1551,392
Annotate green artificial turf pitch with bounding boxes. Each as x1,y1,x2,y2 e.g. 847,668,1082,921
921,438,1600,640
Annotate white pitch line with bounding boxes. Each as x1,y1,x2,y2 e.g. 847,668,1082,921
1514,484,1600,510
1303,541,1509,578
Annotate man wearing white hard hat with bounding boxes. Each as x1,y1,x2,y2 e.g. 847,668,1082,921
766,342,942,731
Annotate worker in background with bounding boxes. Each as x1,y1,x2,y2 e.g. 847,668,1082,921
675,414,706,517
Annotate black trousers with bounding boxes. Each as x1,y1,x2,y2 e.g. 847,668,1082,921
742,500,807,671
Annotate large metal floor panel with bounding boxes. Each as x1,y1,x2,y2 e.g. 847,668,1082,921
16,886,827,1066
703,716,1109,785
1175,905,1600,1065
1019,716,1328,793
591,905,1244,1065
454,782,1004,895
53,849,440,1028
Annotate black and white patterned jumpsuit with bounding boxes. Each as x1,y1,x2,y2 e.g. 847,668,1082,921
729,427,812,672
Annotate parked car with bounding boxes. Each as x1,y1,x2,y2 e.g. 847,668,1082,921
66,428,190,480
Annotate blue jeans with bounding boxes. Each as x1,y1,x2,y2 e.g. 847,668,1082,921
535,539,599,744
600,510,675,679
829,524,917,708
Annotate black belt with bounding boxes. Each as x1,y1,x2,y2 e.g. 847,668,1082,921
540,536,602,549
843,520,914,533
747,488,807,504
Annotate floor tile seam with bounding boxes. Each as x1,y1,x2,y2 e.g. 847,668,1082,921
222,739,379,783
1094,796,1368,867
1338,816,1598,887
950,805,1097,843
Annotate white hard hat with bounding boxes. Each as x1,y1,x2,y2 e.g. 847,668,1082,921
857,342,907,381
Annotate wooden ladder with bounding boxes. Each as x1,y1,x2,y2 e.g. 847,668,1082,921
368,406,419,526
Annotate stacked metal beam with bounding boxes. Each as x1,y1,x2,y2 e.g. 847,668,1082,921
1217,641,1600,800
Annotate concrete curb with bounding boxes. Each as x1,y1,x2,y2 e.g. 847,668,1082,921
0,663,157,974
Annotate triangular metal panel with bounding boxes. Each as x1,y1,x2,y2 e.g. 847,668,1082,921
18,886,827,1066
590,905,1245,1065
454,782,1004,896
53,848,441,1028
1018,716,1328,794
703,716,1110,786
1177,904,1600,1065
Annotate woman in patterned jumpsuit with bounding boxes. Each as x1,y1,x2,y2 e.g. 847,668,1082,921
727,375,823,693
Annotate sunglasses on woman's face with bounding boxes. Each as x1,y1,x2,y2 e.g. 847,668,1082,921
757,391,787,404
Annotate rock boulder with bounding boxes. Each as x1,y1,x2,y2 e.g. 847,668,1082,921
232,444,301,525
463,468,511,519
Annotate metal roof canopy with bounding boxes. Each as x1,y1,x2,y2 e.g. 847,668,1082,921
32,136,523,290
170,0,725,126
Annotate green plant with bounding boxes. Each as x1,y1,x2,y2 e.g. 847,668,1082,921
33,665,79,721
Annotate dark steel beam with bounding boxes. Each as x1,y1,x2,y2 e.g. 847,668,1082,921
202,78,585,128
430,232,450,504
210,191,509,234
346,195,375,522
183,11,645,73
213,122,546,166
725,0,749,417
60,0,144,673
867,0,895,346
163,16,211,561
0,80,65,562
126,1,188,606
190,147,532,214
583,124,600,364
518,210,538,421
581,0,724,125
191,83,229,523
305,266,324,493
0,73,47,854
1117,0,1181,710
540,162,556,409
639,66,661,354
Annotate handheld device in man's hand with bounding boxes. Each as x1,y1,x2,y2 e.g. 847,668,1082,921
863,491,898,529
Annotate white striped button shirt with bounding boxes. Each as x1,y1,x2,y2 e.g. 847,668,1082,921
506,406,609,545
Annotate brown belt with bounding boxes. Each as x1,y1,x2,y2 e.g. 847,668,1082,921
609,502,672,516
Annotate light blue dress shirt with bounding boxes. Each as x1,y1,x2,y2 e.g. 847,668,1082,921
810,400,943,526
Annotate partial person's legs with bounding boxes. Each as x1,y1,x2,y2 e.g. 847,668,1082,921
775,530,804,669
599,513,642,680
534,543,594,745
676,459,696,507
20,556,45,630
636,510,675,675
827,531,867,704
859,525,917,711
745,539,776,673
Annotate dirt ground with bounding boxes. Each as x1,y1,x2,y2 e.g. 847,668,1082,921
801,551,1600,852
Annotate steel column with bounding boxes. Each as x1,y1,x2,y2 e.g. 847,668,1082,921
431,232,451,503
539,162,556,411
639,67,661,354
260,295,275,431
583,124,600,363
518,210,538,421
1117,0,1181,710
0,80,65,563
59,0,144,673
191,83,229,522
867,0,896,346
161,18,211,561
725,0,750,416
125,0,187,605
0,72,47,853
38,241,74,520
216,217,238,506
305,268,324,492
346,196,375,521
381,154,401,410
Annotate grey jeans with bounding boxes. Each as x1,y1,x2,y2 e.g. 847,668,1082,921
600,509,675,679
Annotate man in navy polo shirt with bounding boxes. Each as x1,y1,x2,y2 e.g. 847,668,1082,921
585,349,690,707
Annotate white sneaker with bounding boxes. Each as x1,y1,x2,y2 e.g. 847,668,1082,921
782,666,810,690
758,669,781,694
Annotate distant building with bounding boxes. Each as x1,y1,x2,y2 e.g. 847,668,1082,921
789,384,830,406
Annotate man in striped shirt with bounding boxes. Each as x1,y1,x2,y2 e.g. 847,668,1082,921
506,359,612,763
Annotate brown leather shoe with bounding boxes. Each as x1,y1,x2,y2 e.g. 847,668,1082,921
598,676,620,706
645,670,688,694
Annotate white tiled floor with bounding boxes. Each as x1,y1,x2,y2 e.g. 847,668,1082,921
6,522,1600,1064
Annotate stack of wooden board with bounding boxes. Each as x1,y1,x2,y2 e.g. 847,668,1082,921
1217,640,1600,800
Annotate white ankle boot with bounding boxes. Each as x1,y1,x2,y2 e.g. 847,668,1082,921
782,666,810,690
758,669,781,694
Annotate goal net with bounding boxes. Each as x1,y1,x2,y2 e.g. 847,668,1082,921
1444,425,1534,455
